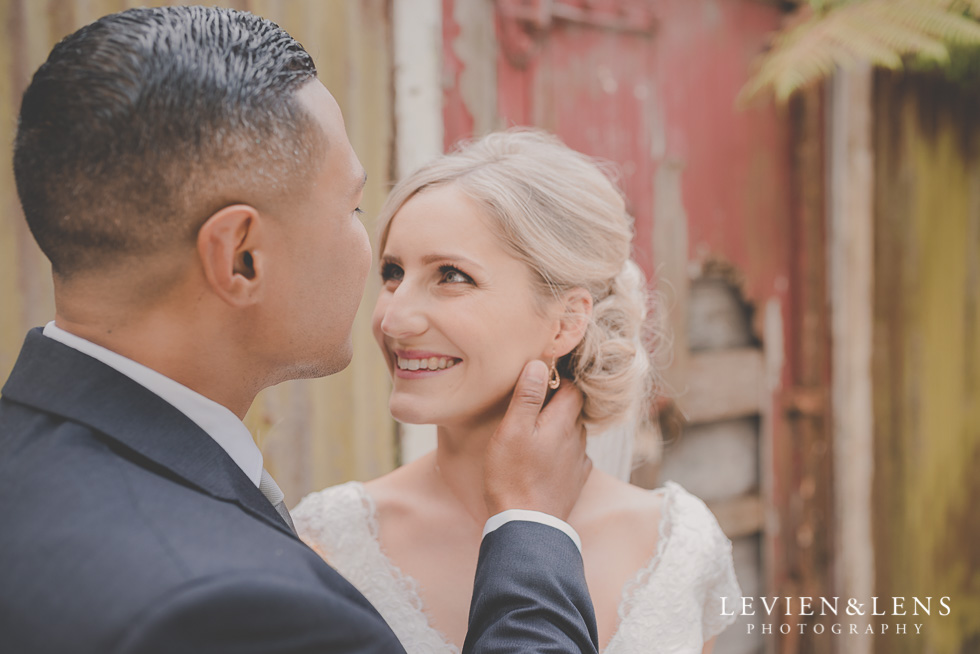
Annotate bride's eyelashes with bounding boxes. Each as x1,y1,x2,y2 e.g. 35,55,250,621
438,265,475,286
380,260,404,285
379,260,476,288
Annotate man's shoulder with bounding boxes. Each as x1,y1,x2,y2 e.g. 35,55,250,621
0,400,396,653
0,396,112,489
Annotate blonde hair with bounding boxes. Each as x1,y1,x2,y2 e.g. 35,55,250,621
378,128,659,429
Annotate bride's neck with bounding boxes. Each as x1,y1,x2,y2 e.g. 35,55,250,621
433,418,501,526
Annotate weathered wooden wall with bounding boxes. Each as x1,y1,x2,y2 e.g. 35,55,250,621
0,0,398,505
654,275,766,654
873,71,980,654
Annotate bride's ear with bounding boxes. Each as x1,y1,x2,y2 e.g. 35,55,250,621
552,288,593,357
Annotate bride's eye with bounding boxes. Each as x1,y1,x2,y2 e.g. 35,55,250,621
380,261,404,284
439,265,474,285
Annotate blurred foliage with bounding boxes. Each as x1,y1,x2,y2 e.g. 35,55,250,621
740,0,980,104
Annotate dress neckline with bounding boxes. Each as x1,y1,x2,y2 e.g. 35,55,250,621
347,480,679,653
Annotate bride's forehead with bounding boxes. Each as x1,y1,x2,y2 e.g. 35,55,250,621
386,193,511,256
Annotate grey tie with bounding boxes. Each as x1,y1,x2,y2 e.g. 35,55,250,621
259,468,296,534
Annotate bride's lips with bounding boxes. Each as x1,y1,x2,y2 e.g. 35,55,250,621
391,349,462,379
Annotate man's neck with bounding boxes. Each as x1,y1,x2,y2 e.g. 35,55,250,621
52,312,260,419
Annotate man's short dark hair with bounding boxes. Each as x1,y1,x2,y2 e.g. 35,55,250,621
14,6,322,277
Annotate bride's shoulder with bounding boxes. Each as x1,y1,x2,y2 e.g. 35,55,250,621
576,469,665,523
576,473,730,554
572,470,665,555
293,479,368,518
657,481,732,549
292,480,374,543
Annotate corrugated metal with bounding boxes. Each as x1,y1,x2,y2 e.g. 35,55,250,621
0,0,397,504
873,71,980,653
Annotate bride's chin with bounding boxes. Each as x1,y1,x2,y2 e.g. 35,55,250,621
388,395,435,425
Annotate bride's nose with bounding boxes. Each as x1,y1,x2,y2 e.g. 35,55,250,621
378,282,428,338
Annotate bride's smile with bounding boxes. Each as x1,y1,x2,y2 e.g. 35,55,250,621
393,350,461,375
371,183,566,429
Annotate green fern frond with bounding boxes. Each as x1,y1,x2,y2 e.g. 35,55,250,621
829,22,906,66
880,4,980,42
818,0,980,17
740,0,980,105
846,14,948,60
926,0,980,17
739,13,851,102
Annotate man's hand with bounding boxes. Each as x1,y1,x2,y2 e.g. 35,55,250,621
483,360,592,521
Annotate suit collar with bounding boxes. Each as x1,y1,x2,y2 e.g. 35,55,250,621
2,329,296,539
41,321,264,487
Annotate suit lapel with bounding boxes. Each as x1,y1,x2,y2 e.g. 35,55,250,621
2,329,296,539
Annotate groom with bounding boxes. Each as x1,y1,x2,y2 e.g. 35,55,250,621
0,6,598,654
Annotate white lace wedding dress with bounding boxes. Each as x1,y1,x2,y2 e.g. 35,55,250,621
293,480,741,653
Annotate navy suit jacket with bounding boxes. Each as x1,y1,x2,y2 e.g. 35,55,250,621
0,329,598,653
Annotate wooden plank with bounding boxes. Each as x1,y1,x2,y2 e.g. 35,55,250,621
688,277,754,351
829,65,875,649
675,347,764,424
660,417,759,501
652,158,691,396
707,493,764,540
393,0,443,463
0,0,25,380
873,70,980,654
449,0,498,138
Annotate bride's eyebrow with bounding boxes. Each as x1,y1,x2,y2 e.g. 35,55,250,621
421,253,484,273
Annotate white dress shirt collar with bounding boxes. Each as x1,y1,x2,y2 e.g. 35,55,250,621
42,321,264,487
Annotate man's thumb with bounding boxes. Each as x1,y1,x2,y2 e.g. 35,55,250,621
505,360,549,425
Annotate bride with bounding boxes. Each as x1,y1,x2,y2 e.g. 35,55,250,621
294,129,740,653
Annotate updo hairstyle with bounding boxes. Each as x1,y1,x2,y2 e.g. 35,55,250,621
377,128,657,429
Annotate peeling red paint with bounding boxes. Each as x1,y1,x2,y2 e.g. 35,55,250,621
442,0,474,151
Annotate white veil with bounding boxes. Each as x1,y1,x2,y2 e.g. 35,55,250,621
585,421,637,482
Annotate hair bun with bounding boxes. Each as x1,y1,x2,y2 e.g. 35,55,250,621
571,259,653,428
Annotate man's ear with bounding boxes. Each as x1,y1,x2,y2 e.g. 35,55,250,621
197,204,264,307
553,287,593,357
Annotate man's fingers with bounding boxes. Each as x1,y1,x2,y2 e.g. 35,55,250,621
485,362,591,520
539,382,584,425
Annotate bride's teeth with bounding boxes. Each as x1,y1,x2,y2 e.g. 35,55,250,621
395,355,460,371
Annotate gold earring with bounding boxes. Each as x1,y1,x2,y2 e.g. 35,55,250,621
548,355,561,390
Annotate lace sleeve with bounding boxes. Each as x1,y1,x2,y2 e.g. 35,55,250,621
697,500,742,640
